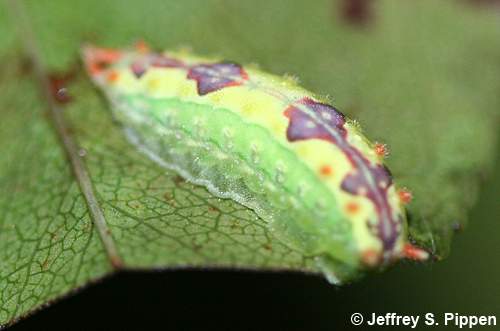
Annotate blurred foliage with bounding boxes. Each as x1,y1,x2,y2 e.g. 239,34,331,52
1,0,499,327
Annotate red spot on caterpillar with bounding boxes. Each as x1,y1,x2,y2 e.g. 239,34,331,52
403,243,429,261
88,63,102,75
374,142,389,158
83,46,122,76
398,188,413,205
320,165,333,176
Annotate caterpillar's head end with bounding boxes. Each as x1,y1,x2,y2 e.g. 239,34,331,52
82,44,122,78
402,243,430,261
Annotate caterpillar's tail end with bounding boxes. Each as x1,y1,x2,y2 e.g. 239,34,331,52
81,44,122,77
402,243,430,261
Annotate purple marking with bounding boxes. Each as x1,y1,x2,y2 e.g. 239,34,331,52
341,164,392,196
283,97,400,256
340,157,399,252
130,53,185,78
187,62,248,95
284,97,346,142
131,62,146,78
150,54,185,68
128,52,247,96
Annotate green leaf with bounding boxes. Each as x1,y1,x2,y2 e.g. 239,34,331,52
1,0,499,326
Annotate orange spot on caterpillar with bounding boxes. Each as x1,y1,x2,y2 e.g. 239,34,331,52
403,243,429,261
88,62,102,75
374,142,389,158
345,201,360,214
320,165,333,176
361,249,380,267
398,188,413,205
135,40,150,53
95,48,122,63
83,46,122,76
106,70,120,83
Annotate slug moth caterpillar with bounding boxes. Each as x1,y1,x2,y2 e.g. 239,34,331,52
83,42,428,284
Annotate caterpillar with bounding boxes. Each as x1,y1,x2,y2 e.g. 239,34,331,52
82,42,428,284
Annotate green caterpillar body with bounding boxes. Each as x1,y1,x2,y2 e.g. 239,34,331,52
83,43,428,284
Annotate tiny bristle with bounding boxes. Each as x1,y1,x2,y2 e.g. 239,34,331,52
350,119,361,130
282,73,300,85
323,94,335,104
175,45,194,55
